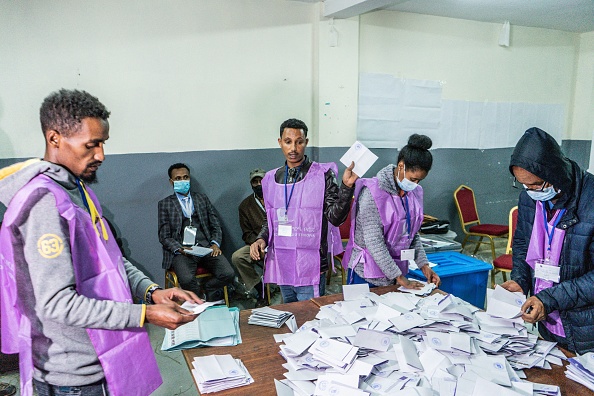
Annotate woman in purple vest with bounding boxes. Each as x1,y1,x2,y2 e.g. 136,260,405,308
343,134,440,289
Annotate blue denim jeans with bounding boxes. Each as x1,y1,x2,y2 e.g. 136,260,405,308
34,379,107,396
279,273,326,303
347,268,378,288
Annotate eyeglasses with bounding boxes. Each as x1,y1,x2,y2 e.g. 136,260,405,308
512,177,547,191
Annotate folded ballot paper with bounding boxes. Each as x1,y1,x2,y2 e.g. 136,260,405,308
191,354,254,393
248,306,298,332
340,141,378,178
185,245,213,257
398,279,437,296
566,352,594,391
161,306,241,351
486,285,526,320
181,299,226,315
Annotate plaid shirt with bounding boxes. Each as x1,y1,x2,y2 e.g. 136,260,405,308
158,192,223,269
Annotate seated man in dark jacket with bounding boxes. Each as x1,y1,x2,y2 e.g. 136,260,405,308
158,163,234,301
502,127,594,354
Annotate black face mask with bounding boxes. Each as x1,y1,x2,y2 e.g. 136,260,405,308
252,185,263,199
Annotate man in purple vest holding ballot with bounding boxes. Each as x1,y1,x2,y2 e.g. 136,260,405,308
502,127,594,354
343,134,440,289
0,89,202,396
249,118,358,303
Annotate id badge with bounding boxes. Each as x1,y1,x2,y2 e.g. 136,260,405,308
277,208,289,223
183,226,197,246
401,249,415,261
535,258,560,283
278,224,292,237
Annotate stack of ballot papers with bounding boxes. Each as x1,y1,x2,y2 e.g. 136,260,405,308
191,354,253,393
272,284,565,396
161,306,241,351
565,352,594,391
249,306,298,332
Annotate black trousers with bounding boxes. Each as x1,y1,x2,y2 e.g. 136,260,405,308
171,253,234,296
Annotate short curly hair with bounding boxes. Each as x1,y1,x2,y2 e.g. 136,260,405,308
40,89,110,137
279,118,308,138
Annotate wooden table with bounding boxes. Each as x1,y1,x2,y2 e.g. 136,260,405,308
182,286,594,395
183,300,319,395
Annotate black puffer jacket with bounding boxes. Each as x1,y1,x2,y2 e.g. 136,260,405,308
510,127,594,354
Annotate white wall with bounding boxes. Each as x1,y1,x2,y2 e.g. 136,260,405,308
1,2,592,160
359,11,580,139
572,31,594,141
0,0,315,158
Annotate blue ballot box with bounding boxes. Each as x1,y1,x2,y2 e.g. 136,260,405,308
408,251,493,309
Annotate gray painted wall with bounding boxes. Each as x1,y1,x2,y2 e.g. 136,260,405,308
1,140,590,284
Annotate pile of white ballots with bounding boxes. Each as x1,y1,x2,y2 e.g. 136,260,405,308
249,306,298,332
565,352,594,391
274,284,565,396
191,354,253,393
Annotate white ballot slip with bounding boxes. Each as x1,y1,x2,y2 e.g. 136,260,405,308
180,300,226,315
342,284,370,301
340,141,378,177
185,245,213,257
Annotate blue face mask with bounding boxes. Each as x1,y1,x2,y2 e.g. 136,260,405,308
396,165,418,192
173,180,190,194
525,185,558,201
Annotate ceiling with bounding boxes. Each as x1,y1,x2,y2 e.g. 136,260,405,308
297,0,594,33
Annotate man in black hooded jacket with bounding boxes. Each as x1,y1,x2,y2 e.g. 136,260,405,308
502,127,594,354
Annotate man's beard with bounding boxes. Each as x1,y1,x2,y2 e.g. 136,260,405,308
80,171,98,184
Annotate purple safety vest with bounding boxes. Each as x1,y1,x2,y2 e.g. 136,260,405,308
525,201,566,337
343,177,424,279
262,162,342,294
0,175,162,396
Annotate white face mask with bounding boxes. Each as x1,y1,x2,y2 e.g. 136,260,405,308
525,185,559,201
396,164,418,192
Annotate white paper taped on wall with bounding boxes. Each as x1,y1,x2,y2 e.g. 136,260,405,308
357,73,565,150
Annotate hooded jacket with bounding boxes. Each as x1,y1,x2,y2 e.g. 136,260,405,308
0,160,152,387
510,127,594,354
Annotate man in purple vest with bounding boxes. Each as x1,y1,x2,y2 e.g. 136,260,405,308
502,127,594,354
0,89,202,396
249,118,358,303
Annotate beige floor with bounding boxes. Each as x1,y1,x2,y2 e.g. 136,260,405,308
0,242,510,395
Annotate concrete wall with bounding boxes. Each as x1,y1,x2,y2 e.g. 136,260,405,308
1,1,592,283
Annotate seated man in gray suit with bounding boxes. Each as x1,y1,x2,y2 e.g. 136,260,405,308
158,163,234,301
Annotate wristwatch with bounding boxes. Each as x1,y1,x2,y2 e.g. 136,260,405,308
145,284,162,304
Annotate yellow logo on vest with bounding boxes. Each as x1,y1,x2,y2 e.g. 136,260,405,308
37,234,64,259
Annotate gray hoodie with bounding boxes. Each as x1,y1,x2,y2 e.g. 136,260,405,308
349,164,429,286
0,160,153,386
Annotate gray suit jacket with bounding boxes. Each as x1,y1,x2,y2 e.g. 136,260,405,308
158,192,223,269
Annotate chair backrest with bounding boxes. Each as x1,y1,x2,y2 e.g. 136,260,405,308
453,185,481,229
338,199,353,241
506,206,518,254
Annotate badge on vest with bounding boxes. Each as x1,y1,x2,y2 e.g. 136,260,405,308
277,208,289,223
535,259,560,283
400,249,415,261
278,224,293,237
183,226,197,246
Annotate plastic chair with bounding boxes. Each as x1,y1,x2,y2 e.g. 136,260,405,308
491,206,518,288
453,185,509,260
165,267,229,306
327,200,353,286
